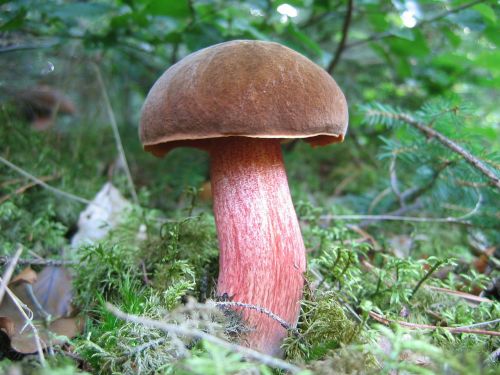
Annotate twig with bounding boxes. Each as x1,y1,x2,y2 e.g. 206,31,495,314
92,64,139,205
0,257,76,266
0,279,46,365
0,174,59,204
368,187,391,213
106,303,302,374
0,245,23,304
456,187,483,220
400,161,452,203
215,301,293,331
127,337,167,355
24,283,51,320
389,153,405,208
458,318,500,329
425,285,493,304
345,0,487,50
0,156,91,205
0,42,57,54
327,0,353,74
369,311,500,336
321,213,472,225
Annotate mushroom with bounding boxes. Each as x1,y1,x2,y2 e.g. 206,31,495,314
13,85,76,130
140,40,348,356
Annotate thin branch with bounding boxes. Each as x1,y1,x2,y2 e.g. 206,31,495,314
389,153,405,208
24,283,51,320
345,0,487,50
320,213,472,225
392,112,500,190
215,301,294,331
0,174,59,204
456,187,483,220
369,311,500,336
458,318,500,329
0,245,23,304
327,0,353,74
127,337,167,355
0,42,57,54
400,161,452,203
92,64,139,205
106,303,302,374
0,156,91,205
0,257,76,266
425,285,493,304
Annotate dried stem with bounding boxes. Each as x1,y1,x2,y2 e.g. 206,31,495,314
0,175,59,204
389,153,405,208
320,213,472,225
0,156,91,205
92,63,139,205
215,301,294,332
0,245,23,304
369,311,500,336
0,257,76,266
458,318,500,329
106,303,303,374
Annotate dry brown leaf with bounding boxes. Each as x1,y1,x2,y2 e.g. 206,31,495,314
0,266,83,354
10,267,37,285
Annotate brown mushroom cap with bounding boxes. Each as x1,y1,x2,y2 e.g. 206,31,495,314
140,40,348,156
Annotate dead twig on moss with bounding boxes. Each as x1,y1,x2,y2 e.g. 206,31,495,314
215,301,294,332
425,285,493,304
0,257,77,266
0,174,59,204
321,213,472,225
0,156,91,205
106,303,303,374
369,311,500,336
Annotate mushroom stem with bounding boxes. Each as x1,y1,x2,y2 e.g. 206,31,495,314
209,137,306,356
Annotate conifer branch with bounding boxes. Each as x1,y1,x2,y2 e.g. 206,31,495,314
393,112,500,190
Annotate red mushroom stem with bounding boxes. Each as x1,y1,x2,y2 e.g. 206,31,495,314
209,137,306,356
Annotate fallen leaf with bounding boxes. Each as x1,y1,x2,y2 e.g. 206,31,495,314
10,267,37,285
70,182,131,248
33,266,73,317
0,266,83,354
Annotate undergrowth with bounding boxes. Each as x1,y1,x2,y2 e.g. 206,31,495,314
0,103,498,374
